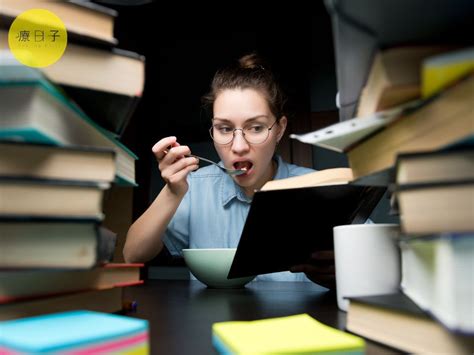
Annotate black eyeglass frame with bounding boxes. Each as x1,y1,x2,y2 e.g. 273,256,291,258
209,120,279,145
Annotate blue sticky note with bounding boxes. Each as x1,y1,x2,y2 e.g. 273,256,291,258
0,310,148,353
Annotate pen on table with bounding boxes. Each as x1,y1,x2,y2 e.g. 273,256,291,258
122,300,138,313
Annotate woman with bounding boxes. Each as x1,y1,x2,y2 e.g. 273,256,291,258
123,53,335,287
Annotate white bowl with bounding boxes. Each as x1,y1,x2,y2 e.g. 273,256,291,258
182,248,255,289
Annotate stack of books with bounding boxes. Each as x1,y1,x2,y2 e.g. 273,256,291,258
291,46,473,184
346,145,472,353
0,0,145,139
0,261,143,321
0,1,145,320
346,151,474,352
290,46,474,353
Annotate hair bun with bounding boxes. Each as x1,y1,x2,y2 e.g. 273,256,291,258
238,53,265,70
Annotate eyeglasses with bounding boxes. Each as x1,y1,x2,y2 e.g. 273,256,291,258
209,120,278,145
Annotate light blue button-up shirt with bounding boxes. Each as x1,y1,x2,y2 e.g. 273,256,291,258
163,155,324,284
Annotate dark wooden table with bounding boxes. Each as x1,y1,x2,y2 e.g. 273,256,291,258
124,280,401,354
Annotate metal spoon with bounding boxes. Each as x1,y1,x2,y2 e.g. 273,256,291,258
164,150,246,176
188,154,247,176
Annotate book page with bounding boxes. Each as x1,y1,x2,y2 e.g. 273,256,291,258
290,99,420,152
260,168,353,191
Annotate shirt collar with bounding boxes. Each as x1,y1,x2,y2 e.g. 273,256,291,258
272,155,290,180
220,155,290,207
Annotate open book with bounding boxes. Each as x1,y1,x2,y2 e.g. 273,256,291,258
260,168,353,190
228,168,386,279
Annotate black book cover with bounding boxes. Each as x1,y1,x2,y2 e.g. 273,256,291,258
61,85,141,137
348,291,474,336
348,292,426,317
60,48,145,137
0,176,109,188
228,185,386,278
0,14,117,49
67,0,118,17
347,292,474,352
351,167,395,187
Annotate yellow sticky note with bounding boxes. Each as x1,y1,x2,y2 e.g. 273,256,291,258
212,313,365,354
422,47,474,98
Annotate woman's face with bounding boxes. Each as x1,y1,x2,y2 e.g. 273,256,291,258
212,88,287,196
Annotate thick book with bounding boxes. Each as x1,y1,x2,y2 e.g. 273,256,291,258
228,168,386,278
347,74,474,180
400,233,474,333
292,75,473,180
0,288,125,322
0,217,101,269
1,35,145,137
0,263,143,303
356,46,450,117
395,149,474,185
61,84,142,137
396,181,474,234
346,292,474,354
0,66,137,186
213,313,365,354
0,141,116,183
0,177,108,219
0,310,149,354
0,0,118,46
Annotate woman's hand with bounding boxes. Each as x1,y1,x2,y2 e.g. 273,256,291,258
290,250,336,290
152,136,199,197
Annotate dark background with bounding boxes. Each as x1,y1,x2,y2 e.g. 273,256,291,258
100,1,356,221
94,0,471,278
93,0,474,267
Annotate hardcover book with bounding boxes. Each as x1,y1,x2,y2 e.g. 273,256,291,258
0,263,143,303
0,141,116,183
346,292,474,354
0,218,101,269
0,0,118,47
400,233,474,333
228,168,385,278
0,65,137,185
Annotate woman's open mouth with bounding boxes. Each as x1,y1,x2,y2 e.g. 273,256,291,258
233,161,253,176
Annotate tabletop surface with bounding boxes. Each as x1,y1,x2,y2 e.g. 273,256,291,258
123,280,401,354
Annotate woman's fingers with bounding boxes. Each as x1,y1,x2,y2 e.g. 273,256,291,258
168,162,199,184
291,263,336,289
152,136,177,161
290,250,336,288
161,156,198,180
311,250,335,260
290,264,335,274
290,263,336,289
151,137,199,196
152,137,193,173
161,145,191,165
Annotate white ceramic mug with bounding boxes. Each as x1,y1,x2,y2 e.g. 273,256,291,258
333,224,401,312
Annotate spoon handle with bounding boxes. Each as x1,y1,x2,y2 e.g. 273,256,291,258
163,149,244,175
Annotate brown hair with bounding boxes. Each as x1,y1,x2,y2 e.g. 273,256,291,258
202,53,287,120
